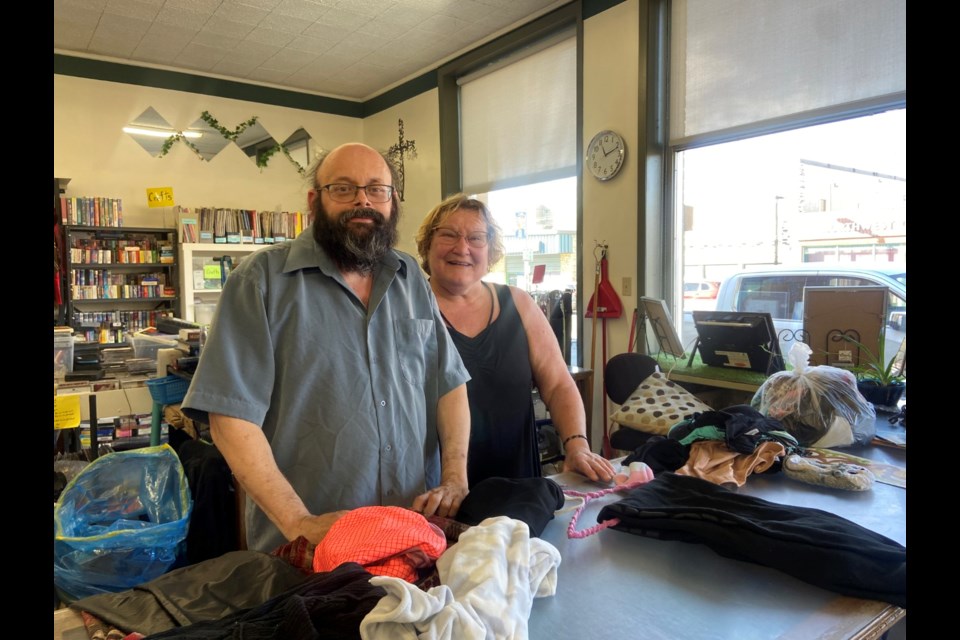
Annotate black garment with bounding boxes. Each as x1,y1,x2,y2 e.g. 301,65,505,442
72,551,310,636
143,562,385,640
456,477,565,537
621,436,689,474
177,439,240,565
445,283,540,486
669,405,796,455
597,473,906,608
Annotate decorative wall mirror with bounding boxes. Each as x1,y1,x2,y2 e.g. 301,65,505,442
282,128,313,175
234,121,278,169
184,116,231,161
123,107,179,157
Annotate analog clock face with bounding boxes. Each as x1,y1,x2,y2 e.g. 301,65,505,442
587,130,625,181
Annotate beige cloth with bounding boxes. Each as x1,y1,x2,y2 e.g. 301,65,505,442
163,403,198,440
677,440,785,487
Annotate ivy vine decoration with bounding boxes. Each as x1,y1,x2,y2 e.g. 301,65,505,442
199,112,259,141
250,143,306,175
152,111,305,174
159,133,203,160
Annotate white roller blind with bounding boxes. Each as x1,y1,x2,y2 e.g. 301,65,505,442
670,0,906,146
460,34,576,194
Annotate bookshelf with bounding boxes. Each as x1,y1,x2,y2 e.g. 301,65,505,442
179,243,262,322
63,225,180,344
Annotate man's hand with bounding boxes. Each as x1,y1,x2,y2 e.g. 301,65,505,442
412,482,469,518
295,510,351,544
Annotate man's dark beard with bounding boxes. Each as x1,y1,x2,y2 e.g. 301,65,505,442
312,204,399,275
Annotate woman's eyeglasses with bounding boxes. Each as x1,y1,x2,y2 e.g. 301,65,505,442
433,228,489,248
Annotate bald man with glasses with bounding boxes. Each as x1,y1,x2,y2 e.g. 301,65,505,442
183,143,471,553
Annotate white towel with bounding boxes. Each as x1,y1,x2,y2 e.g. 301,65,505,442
360,516,561,640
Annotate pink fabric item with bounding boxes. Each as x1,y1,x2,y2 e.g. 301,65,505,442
313,506,447,583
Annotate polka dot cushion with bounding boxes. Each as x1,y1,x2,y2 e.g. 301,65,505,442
609,372,712,435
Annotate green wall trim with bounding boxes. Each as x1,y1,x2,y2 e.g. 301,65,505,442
583,0,627,20
54,54,364,118
363,71,438,117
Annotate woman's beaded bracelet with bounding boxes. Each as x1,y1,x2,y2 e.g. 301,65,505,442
563,434,589,447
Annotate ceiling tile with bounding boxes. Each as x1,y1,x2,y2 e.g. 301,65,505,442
285,34,336,55
275,0,329,22
258,11,314,34
88,35,140,58
260,47,314,72
54,3,105,28
245,26,297,46
175,42,229,70
54,0,569,100
54,21,95,49
311,6,370,31
154,6,213,29
229,40,283,65
213,2,271,26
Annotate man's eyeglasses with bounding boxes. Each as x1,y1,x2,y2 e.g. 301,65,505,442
320,183,394,203
433,227,489,248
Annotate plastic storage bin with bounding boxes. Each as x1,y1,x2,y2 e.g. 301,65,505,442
54,332,75,377
128,332,178,362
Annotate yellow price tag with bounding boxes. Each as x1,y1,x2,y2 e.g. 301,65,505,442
146,186,175,208
203,264,223,279
54,394,82,430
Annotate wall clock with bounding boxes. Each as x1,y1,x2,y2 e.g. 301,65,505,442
586,130,626,181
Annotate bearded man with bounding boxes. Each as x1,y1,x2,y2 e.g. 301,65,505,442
182,143,471,552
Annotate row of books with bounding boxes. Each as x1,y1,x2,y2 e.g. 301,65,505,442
70,243,172,265
60,196,124,227
71,285,173,301
72,311,170,342
70,270,170,287
177,206,314,244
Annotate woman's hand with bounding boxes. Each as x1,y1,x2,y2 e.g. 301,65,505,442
562,442,617,483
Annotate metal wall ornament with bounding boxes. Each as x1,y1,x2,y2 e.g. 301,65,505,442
387,118,417,202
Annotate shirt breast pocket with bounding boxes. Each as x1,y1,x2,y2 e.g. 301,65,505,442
395,318,434,385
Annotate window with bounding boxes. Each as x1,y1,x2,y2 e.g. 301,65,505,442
673,110,906,350
665,0,905,354
439,7,579,362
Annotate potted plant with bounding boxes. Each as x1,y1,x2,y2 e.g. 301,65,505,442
842,335,906,408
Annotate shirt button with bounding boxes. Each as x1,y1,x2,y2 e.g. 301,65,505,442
385,445,392,452
380,400,386,407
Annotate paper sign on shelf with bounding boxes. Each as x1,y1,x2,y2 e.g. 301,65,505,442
147,186,175,208
54,394,82,430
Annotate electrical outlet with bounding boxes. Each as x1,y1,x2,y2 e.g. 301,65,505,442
622,276,632,297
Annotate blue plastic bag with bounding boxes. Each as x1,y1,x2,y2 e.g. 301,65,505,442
53,444,193,600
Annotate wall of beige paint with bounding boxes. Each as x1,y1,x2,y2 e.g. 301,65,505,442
360,90,442,259
54,74,362,229
582,0,640,447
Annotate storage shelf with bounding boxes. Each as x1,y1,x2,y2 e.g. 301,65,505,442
59,219,181,335
180,243,263,322
70,263,173,270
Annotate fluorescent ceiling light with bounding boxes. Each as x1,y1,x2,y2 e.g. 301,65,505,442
123,126,202,139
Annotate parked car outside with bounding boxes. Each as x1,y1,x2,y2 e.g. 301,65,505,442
681,264,906,363
683,280,720,299
683,279,721,312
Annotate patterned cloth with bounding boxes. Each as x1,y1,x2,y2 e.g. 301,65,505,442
313,506,447,583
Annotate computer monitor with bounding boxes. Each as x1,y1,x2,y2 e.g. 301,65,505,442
692,310,784,375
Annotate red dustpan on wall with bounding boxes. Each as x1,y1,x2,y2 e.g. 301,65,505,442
585,244,622,458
